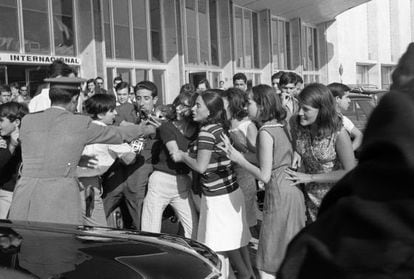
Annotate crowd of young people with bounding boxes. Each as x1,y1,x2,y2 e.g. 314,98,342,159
0,60,363,278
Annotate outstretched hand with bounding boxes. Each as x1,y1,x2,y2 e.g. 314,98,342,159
217,134,244,163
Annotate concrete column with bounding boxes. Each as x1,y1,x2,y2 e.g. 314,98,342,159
289,18,302,74
258,9,271,84
218,0,233,86
389,0,400,63
163,0,180,103
76,0,98,79
367,1,378,61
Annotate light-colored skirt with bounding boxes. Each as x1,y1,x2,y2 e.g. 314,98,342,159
197,187,251,252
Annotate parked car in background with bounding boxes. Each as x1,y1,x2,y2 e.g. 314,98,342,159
343,93,377,132
347,84,388,105
0,220,221,279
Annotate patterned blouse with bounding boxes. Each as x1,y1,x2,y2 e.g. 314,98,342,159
292,119,342,222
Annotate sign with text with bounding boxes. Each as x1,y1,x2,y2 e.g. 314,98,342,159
0,53,80,65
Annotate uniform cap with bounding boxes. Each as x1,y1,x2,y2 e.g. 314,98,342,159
44,77,86,90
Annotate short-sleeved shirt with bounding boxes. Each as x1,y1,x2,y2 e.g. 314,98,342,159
152,121,194,175
193,124,238,196
342,115,355,134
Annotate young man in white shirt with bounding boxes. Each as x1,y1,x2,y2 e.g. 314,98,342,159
328,82,363,151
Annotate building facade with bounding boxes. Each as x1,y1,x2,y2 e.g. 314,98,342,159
0,0,412,103
321,0,414,89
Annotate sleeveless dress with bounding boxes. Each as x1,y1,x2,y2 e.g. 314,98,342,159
293,121,341,222
256,122,306,273
229,120,258,227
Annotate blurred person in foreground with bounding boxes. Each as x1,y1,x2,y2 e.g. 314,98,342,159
279,43,414,278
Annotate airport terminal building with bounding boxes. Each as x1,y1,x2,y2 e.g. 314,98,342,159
0,0,413,103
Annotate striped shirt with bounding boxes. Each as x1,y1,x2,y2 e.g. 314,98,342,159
194,124,238,196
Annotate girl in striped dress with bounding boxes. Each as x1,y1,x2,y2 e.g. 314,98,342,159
172,89,254,279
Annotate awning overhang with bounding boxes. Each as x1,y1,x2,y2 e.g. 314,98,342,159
233,0,372,25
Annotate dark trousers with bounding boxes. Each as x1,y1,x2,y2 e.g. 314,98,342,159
102,158,153,229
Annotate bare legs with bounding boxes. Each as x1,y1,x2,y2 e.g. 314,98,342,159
227,246,256,279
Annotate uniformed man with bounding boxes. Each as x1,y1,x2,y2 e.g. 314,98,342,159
9,76,155,225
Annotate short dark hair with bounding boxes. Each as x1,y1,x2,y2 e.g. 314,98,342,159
233,73,247,85
84,94,116,120
197,78,211,90
271,71,285,81
113,76,123,83
295,73,303,85
179,83,196,96
327,82,351,98
222,87,249,121
279,72,298,87
134,80,158,98
86,78,96,86
95,76,104,82
115,81,130,92
9,82,19,89
0,85,11,93
49,87,80,104
0,102,28,122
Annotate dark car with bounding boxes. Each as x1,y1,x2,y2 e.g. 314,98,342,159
0,220,221,279
343,93,377,131
347,84,388,106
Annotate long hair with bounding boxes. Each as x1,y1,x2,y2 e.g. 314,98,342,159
222,87,249,121
199,89,229,131
251,84,286,126
298,83,342,137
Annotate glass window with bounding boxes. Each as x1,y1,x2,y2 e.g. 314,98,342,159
381,66,395,89
0,0,19,52
252,12,259,68
150,0,163,62
272,19,290,70
22,0,50,54
356,65,370,85
153,70,164,105
209,0,219,66
186,0,197,64
132,0,148,61
135,69,148,84
234,7,243,68
285,22,291,69
117,68,131,84
198,0,209,64
243,10,253,68
113,0,131,59
52,0,75,56
302,25,318,71
211,71,220,88
106,67,113,89
103,0,112,58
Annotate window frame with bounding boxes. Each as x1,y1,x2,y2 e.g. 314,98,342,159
183,0,220,67
232,4,259,70
103,0,165,63
271,16,291,72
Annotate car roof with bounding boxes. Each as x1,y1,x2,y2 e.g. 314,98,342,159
347,84,388,95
